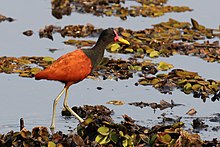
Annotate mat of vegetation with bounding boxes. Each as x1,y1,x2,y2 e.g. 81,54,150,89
0,105,219,147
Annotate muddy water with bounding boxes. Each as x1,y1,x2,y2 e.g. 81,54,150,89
0,0,219,140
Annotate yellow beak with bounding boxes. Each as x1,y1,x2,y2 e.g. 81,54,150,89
118,37,130,45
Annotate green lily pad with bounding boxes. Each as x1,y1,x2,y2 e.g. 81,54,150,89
110,132,118,144
97,126,110,136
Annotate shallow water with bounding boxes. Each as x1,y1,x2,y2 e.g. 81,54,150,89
0,0,219,140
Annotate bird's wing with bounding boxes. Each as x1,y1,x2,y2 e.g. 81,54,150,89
35,49,92,83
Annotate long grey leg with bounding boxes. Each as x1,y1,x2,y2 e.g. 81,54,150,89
50,87,66,134
63,87,84,123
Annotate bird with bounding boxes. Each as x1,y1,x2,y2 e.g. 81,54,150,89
35,28,130,133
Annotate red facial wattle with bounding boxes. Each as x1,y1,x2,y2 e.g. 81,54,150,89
113,30,119,42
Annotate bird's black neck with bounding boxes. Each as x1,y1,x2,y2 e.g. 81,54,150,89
82,38,109,70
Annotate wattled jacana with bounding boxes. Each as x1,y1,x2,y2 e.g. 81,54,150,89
35,28,130,133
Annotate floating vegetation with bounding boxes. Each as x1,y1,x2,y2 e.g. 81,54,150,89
62,105,113,118
59,24,103,38
51,0,72,19
138,69,220,102
64,39,96,47
106,100,125,105
22,30,33,36
0,14,15,23
0,56,54,78
108,18,220,62
39,25,61,40
0,105,219,146
36,19,220,63
129,99,184,110
186,108,197,116
1,55,219,102
38,24,102,40
51,0,192,20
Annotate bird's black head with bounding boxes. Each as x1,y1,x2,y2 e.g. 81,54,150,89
97,28,116,45
98,28,130,45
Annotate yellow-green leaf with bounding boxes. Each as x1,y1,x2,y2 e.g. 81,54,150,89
119,131,124,137
97,126,110,136
134,66,142,71
83,117,93,126
48,141,56,147
95,135,110,145
192,84,201,91
43,56,54,62
121,32,131,38
183,83,192,94
157,133,172,144
31,67,42,75
125,48,134,53
137,48,144,53
110,43,120,52
122,139,128,147
210,82,219,91
157,61,174,71
151,78,160,85
149,50,159,58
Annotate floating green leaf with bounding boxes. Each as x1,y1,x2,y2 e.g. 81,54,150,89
183,83,192,94
110,132,118,144
121,32,131,38
43,56,54,62
192,84,201,91
157,133,172,144
31,67,41,75
95,135,110,145
149,50,160,58
48,141,56,147
149,134,157,145
157,61,174,71
97,126,110,136
125,48,134,53
122,139,128,147
110,43,121,52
